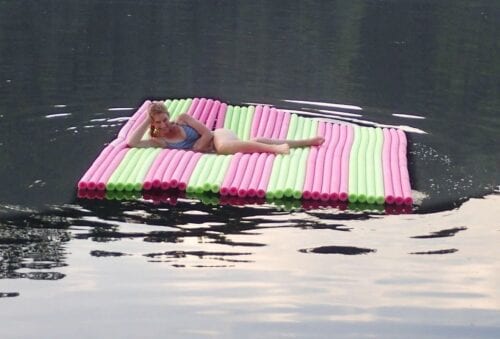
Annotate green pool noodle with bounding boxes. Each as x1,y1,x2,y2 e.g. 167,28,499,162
300,117,312,139
242,106,255,141
178,98,192,117
164,99,172,110
365,128,376,204
202,155,225,191
284,149,301,197
237,106,248,140
356,127,368,202
274,153,291,199
266,154,284,199
223,105,234,129
167,99,180,118
196,154,217,192
186,154,209,193
132,148,162,191
286,114,298,139
348,126,361,202
211,155,232,193
293,116,305,140
292,147,310,198
173,98,190,119
374,128,385,204
107,148,139,191
124,149,153,191
231,106,241,135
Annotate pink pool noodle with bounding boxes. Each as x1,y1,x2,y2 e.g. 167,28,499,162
256,106,271,137
178,152,203,191
151,150,177,189
247,153,268,197
397,130,412,205
256,154,276,198
192,98,207,120
271,109,285,139
382,129,395,204
320,124,340,201
250,105,263,138
78,145,113,189
161,150,185,189
95,148,129,190
125,107,149,139
185,98,200,117
329,124,347,200
237,153,259,197
390,129,404,205
86,142,128,190
220,153,243,195
118,100,150,139
205,100,221,130
339,125,354,201
198,99,214,125
262,108,278,138
228,154,250,196
302,121,326,199
311,122,331,200
278,112,291,140
143,149,170,190
215,103,228,129
170,151,195,188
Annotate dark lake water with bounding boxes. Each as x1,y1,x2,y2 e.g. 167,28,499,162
1,1,499,338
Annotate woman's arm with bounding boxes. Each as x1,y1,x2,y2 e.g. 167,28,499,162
127,117,160,148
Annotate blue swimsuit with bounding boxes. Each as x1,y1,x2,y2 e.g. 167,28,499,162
165,125,200,149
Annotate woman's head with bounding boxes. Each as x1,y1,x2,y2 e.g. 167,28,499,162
148,101,170,137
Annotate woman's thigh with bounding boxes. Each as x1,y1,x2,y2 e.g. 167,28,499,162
213,128,239,153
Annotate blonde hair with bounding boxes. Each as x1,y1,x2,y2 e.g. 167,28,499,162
148,101,169,138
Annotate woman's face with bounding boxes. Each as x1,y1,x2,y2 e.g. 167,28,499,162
152,113,173,134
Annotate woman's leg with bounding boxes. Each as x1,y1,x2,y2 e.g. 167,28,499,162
213,129,290,155
251,136,325,148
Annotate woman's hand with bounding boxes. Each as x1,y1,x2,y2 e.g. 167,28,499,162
192,132,214,152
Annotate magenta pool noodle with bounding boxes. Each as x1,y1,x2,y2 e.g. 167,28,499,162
320,124,339,201
262,108,277,137
95,148,129,191
250,105,263,138
126,107,149,139
330,124,347,200
365,128,377,203
198,99,214,124
382,128,395,204
161,150,185,189
87,143,127,190
220,153,243,196
149,149,174,189
238,153,259,197
170,151,195,188
390,129,404,205
78,145,113,189
278,111,291,140
229,154,250,196
271,109,285,139
192,98,207,120
311,122,331,200
185,98,200,117
302,121,326,199
118,100,150,139
397,129,413,205
143,149,169,190
257,154,276,198
154,149,178,189
247,153,267,197
256,106,271,137
178,152,203,191
215,103,228,129
205,100,221,130
339,125,354,201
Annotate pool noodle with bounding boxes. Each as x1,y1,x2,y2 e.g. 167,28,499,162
124,149,153,191
265,154,283,199
186,154,209,193
382,128,395,204
211,155,233,193
256,106,271,137
143,149,170,190
293,148,310,198
330,124,347,200
205,100,220,130
192,98,207,120
132,148,162,191
87,142,128,190
78,145,113,189
223,105,234,130
320,124,339,201
374,128,385,204
220,153,243,196
250,105,263,138
203,155,226,192
397,129,413,205
275,152,291,199
348,126,361,202
242,106,254,140
118,100,150,139
185,98,200,117
215,103,228,129
357,127,369,202
228,153,250,196
161,150,185,189
178,152,203,191
237,153,259,197
170,151,195,188
109,148,140,191
278,111,291,140
256,154,275,198
198,99,214,125
311,123,332,200
284,149,301,197
302,121,326,199
247,153,267,197
271,109,285,139
155,150,179,190
390,129,404,205
96,148,129,191
231,106,241,135
236,106,247,139
194,154,216,194
263,108,277,138
286,114,298,140
365,128,377,204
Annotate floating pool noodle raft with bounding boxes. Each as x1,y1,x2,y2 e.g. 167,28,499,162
78,98,413,205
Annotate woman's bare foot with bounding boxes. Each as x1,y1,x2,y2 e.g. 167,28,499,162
309,136,325,146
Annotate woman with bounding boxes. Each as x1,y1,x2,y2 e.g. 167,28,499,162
127,101,324,154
